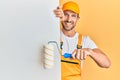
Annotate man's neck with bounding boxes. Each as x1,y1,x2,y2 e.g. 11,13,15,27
62,29,76,37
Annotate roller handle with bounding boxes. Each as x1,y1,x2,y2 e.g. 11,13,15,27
63,53,72,58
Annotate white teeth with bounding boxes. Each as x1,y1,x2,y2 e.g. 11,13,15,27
66,22,71,25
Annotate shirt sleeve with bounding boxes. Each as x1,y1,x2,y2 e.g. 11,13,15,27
82,36,98,49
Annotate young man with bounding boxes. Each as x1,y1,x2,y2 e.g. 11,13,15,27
54,1,111,80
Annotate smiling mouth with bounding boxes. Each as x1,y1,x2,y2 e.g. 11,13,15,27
65,21,73,25
62,22,74,31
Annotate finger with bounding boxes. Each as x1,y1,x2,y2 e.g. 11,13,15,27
57,5,64,14
57,6,60,9
54,6,62,13
72,49,76,59
53,11,63,17
76,49,80,60
83,51,86,60
53,9,61,14
80,49,84,60
55,14,64,19
57,5,62,9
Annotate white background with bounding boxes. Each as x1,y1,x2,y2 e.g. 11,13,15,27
0,0,60,80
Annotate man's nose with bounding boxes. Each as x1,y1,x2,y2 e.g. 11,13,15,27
67,16,72,22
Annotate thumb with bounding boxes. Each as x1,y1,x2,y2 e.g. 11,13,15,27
57,5,62,9
72,49,77,59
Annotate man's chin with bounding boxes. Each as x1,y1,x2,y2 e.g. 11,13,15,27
63,28,73,31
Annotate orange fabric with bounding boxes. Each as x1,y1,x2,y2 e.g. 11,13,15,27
77,34,82,49
61,34,82,80
62,1,80,15
61,56,81,80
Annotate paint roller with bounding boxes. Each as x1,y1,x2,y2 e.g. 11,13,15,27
44,41,84,69
44,43,54,69
44,41,61,69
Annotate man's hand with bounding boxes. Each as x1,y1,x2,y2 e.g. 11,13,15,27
53,6,64,21
72,48,92,60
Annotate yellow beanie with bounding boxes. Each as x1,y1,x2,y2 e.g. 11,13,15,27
62,1,80,15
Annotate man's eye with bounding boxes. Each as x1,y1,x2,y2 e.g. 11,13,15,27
64,14,68,16
72,15,77,17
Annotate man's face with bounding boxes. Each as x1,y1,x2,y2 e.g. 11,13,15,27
62,10,79,31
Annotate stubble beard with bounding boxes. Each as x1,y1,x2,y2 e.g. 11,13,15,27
62,21,75,31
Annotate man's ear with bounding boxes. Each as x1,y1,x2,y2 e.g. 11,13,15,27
77,16,80,20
